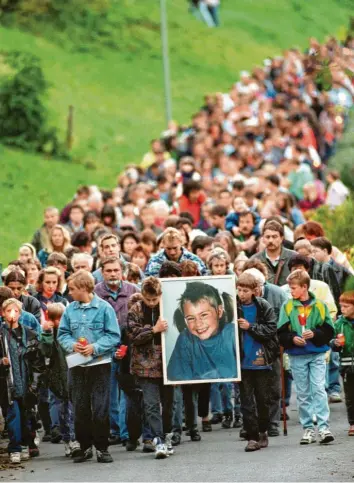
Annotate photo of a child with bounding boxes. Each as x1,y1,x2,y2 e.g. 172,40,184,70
161,276,240,384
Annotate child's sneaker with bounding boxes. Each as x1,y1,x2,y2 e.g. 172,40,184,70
300,428,316,445
9,452,21,464
153,437,168,459
165,433,174,455
21,447,30,461
221,414,233,429
319,429,334,444
233,416,243,428
142,440,155,453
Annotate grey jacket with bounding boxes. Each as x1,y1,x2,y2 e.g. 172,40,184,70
251,247,297,287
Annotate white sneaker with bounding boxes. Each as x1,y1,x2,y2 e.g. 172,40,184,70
34,432,40,447
21,447,30,461
300,428,316,445
10,452,21,464
165,433,174,456
153,437,168,459
319,429,334,444
64,442,71,457
329,393,342,403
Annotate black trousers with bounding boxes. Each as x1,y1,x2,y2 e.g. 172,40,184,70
268,358,281,429
343,371,354,425
70,364,111,451
182,383,211,430
240,370,272,441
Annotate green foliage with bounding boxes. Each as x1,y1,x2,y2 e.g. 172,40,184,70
328,112,354,192
0,51,62,154
312,198,354,251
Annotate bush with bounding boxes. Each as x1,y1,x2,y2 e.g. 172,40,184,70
0,51,62,155
311,198,354,251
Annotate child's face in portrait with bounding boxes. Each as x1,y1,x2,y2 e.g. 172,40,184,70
183,299,223,340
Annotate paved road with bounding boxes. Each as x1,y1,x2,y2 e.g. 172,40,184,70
1,401,353,482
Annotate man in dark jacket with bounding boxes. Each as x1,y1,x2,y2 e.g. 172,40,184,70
251,221,296,286
236,273,278,452
94,256,139,446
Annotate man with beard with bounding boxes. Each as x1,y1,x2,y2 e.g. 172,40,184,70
252,221,296,286
235,211,259,257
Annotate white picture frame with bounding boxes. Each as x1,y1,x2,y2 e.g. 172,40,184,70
160,275,241,385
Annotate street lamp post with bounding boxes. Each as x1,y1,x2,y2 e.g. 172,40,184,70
160,0,172,126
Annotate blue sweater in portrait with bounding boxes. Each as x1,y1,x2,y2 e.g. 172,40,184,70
167,322,238,381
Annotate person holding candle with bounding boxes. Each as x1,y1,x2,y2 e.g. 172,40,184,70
331,291,354,436
278,269,335,445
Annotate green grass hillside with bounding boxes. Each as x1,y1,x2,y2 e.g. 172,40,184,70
0,0,353,263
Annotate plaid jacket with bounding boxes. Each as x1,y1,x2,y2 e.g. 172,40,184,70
145,247,207,277
127,300,163,378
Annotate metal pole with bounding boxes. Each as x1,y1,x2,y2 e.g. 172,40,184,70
160,0,172,125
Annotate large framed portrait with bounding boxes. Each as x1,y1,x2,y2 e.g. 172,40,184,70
160,275,241,385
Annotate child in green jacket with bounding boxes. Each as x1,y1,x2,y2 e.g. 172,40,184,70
332,291,354,436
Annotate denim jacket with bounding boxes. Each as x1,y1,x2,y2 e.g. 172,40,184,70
57,295,120,361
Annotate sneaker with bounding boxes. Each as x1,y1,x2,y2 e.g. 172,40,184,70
202,420,212,432
329,393,342,403
233,417,243,429
21,447,30,461
171,432,181,446
165,433,174,455
9,452,21,464
300,428,316,445
108,434,121,446
153,437,168,459
142,440,155,453
245,440,261,452
126,440,138,452
69,440,81,455
210,413,223,424
42,431,51,442
190,428,201,442
221,414,233,429
348,425,354,436
267,427,280,437
51,427,62,444
259,432,269,448
29,445,40,458
73,447,93,463
96,449,113,463
319,429,334,444
34,432,40,447
64,442,71,457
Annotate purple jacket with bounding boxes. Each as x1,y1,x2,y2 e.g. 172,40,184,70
94,281,140,328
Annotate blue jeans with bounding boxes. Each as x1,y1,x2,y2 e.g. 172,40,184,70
6,400,32,454
110,361,128,440
289,353,330,431
326,350,341,395
172,386,183,433
233,383,241,418
49,392,75,442
48,390,60,430
210,383,233,415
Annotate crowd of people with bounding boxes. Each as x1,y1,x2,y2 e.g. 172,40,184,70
1,35,354,466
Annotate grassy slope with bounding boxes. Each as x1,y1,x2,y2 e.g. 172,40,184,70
0,0,352,263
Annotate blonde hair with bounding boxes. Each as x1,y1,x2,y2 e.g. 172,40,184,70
207,249,230,269
47,302,66,321
287,269,310,289
162,227,183,244
19,243,37,259
67,270,95,293
50,225,71,253
2,298,23,313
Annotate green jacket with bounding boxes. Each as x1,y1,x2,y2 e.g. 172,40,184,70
332,316,354,372
39,329,69,400
278,292,334,355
